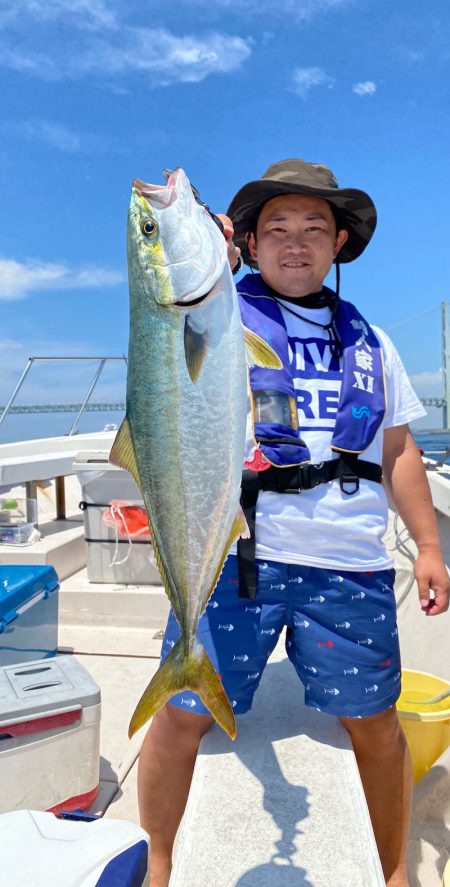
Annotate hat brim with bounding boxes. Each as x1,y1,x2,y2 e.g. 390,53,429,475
227,180,377,266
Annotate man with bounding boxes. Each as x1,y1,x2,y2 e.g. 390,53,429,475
137,159,450,887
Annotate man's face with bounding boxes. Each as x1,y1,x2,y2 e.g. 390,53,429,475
247,194,348,298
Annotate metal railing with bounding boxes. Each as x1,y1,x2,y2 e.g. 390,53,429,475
0,357,127,437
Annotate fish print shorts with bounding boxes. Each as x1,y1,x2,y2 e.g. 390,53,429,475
160,555,401,719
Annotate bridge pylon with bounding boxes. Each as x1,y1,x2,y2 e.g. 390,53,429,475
443,301,450,429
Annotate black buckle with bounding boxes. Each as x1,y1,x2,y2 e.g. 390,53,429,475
262,462,330,493
300,461,329,490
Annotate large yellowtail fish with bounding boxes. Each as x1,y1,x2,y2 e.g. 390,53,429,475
111,168,280,740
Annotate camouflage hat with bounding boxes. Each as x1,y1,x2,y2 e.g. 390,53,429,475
227,158,377,267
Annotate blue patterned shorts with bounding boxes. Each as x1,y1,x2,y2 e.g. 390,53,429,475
161,555,401,719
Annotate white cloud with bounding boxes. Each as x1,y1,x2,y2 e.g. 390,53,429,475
0,258,125,301
0,26,251,85
70,29,251,83
352,80,376,96
409,370,444,398
4,120,82,152
0,48,43,73
292,66,334,98
0,0,117,31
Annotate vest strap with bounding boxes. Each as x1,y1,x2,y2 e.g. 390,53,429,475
237,457,382,599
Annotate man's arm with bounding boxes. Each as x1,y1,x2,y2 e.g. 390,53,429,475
382,423,450,615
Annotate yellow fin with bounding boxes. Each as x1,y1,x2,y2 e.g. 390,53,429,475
149,527,184,627
184,317,208,383
128,639,236,740
207,506,250,603
109,417,142,490
244,328,282,369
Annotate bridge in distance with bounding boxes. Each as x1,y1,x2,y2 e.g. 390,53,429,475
0,397,445,414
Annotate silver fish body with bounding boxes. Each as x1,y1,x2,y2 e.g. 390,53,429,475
111,169,280,739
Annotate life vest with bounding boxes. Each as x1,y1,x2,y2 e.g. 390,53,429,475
238,273,386,467
236,273,386,598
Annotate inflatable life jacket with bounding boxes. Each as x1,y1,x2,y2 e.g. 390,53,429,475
236,273,386,598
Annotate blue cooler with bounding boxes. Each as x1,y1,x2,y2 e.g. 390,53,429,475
0,566,59,667
0,810,149,886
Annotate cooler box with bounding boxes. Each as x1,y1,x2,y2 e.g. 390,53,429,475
0,565,59,667
74,452,162,585
0,655,101,814
0,810,149,887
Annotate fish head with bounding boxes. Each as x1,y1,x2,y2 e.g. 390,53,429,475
128,168,227,307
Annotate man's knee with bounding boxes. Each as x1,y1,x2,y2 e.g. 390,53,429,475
148,703,215,750
339,706,406,756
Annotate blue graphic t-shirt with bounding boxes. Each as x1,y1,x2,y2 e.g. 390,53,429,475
240,300,426,571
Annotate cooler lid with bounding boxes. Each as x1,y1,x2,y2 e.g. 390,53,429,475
0,655,101,719
0,810,148,887
0,565,59,616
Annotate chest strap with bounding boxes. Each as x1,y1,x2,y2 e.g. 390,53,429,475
237,456,382,599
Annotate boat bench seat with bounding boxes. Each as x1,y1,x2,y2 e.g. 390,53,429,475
0,432,115,519
170,638,385,887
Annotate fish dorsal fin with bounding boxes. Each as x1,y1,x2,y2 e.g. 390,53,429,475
184,316,208,383
109,417,141,490
243,328,282,369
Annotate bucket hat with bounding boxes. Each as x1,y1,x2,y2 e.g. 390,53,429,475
227,158,377,267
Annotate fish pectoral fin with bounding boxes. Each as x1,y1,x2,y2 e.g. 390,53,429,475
128,639,236,740
109,417,142,490
184,316,208,383
243,328,282,369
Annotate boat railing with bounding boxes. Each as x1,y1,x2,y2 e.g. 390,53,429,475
435,447,450,468
0,356,127,436
424,448,450,475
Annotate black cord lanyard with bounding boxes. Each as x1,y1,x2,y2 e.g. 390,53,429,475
273,296,343,359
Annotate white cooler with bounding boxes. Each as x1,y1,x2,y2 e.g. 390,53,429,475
0,655,101,814
74,451,162,585
0,810,149,887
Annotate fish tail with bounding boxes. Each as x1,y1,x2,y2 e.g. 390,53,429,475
128,639,236,740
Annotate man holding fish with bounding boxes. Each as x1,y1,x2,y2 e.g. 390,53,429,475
124,160,449,887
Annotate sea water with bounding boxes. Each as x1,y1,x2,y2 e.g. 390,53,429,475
414,430,450,463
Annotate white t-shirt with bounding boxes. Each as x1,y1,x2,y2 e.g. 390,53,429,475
239,300,426,571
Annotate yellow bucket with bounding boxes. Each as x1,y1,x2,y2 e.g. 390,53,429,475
443,859,450,886
397,669,450,783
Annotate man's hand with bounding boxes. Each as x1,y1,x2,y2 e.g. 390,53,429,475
414,546,450,616
216,213,242,273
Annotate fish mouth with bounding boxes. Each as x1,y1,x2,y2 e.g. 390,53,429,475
133,178,177,209
173,274,222,308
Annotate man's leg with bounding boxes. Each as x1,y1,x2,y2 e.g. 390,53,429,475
137,703,214,887
340,707,413,887
139,555,289,885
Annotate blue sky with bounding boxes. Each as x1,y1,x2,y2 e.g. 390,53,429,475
1,0,449,439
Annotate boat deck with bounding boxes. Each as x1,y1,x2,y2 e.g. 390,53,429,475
57,561,450,887
1,460,449,885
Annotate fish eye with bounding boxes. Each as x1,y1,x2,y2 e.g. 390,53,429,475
141,218,158,238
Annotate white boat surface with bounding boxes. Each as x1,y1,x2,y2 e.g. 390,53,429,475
0,430,449,886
